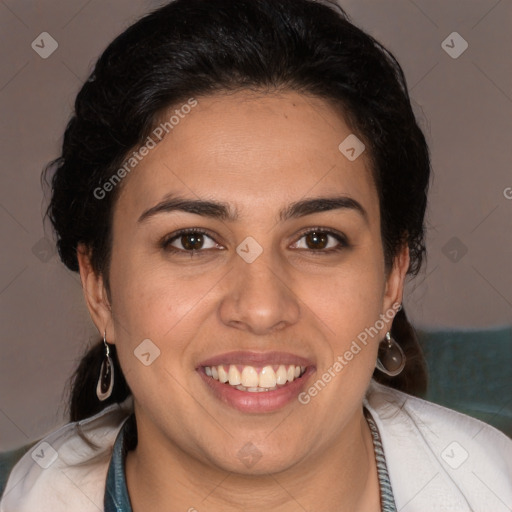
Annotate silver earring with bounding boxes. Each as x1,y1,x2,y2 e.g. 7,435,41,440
96,330,115,401
375,331,406,377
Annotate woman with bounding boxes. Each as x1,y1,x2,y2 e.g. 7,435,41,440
1,0,510,510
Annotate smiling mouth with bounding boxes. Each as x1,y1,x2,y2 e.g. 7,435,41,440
202,364,307,392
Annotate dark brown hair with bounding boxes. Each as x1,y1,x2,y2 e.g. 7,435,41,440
43,0,429,422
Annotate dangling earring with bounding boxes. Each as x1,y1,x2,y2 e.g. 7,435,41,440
96,330,115,401
375,331,406,377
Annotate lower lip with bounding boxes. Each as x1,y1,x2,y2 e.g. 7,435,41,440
198,367,315,413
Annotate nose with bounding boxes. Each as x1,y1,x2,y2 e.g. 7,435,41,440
218,252,301,335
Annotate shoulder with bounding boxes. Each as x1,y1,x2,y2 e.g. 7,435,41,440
0,396,133,512
366,378,511,443
0,443,37,501
364,379,512,511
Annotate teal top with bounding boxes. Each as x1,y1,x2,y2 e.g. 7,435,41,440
104,408,397,511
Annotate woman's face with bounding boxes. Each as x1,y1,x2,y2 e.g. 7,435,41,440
80,90,408,474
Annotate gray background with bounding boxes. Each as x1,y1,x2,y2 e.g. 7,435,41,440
0,0,511,450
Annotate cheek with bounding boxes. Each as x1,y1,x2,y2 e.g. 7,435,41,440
303,274,385,412
315,256,385,325
107,258,206,406
307,251,386,368
110,258,215,341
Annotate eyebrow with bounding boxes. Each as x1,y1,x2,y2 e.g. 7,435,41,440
137,194,368,224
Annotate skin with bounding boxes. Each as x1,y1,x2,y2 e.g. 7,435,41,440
78,90,409,512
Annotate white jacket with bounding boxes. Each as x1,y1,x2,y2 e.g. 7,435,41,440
1,379,511,511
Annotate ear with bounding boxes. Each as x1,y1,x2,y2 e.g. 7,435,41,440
383,243,410,313
77,243,115,343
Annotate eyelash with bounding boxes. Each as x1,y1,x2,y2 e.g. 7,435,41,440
160,227,349,256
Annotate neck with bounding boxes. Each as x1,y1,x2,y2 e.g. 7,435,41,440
125,408,381,512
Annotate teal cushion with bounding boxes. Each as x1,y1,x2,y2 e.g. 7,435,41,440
418,326,512,438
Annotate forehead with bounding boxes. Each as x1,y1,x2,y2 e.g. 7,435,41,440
115,90,378,222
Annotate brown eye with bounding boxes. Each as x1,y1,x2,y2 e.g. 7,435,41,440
292,228,349,253
180,232,205,251
304,231,329,250
162,229,218,253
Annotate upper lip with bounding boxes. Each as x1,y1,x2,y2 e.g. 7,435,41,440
197,351,315,368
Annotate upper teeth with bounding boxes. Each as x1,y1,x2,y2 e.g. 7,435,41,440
204,364,306,389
